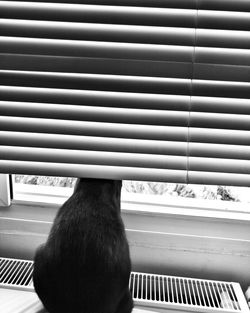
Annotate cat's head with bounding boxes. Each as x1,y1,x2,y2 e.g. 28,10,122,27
75,177,122,192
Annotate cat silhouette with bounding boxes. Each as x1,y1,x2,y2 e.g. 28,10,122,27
33,178,133,313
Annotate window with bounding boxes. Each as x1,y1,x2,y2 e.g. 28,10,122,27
14,174,250,202
1,0,250,291
12,174,250,215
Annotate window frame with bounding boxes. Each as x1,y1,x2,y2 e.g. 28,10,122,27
0,174,11,207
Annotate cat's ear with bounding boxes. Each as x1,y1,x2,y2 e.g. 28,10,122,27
74,178,81,192
115,180,123,190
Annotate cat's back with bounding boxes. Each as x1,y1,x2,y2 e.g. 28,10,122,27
49,182,127,256
33,179,132,313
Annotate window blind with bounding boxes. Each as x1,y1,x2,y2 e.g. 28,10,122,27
0,0,249,185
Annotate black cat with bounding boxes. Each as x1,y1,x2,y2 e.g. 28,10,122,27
33,178,133,313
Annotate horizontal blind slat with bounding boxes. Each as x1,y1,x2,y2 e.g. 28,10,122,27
199,0,250,12
190,128,250,146
0,116,188,140
0,131,187,155
6,0,197,9
189,157,250,174
0,102,189,126
0,54,193,78
0,37,194,62
197,10,250,30
189,172,250,187
189,143,250,160
193,80,250,98
197,29,250,49
0,146,187,170
0,119,188,141
0,71,192,93
1,85,192,102
193,64,250,83
0,2,196,27
0,19,195,46
192,97,250,114
190,112,250,130
0,92,190,110
195,47,250,66
0,160,188,183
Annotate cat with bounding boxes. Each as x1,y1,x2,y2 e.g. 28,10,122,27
33,178,133,313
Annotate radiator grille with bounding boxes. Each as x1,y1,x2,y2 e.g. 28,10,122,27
0,257,248,313
129,272,242,312
0,257,33,290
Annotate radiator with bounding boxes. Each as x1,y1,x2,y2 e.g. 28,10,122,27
0,257,249,313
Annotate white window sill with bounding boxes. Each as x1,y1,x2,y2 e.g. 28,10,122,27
0,288,158,313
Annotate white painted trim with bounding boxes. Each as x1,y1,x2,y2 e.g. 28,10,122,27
0,174,11,207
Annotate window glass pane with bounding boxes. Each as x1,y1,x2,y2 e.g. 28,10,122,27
15,175,76,188
14,175,250,203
